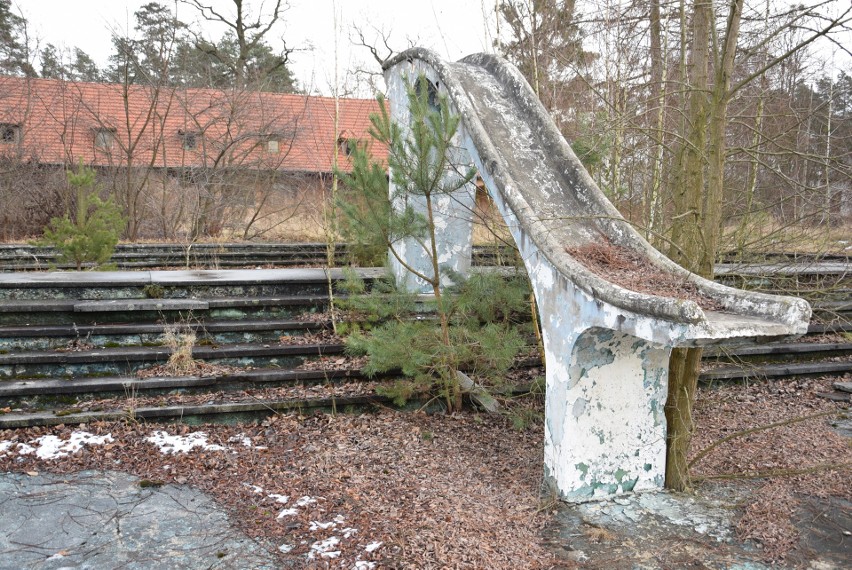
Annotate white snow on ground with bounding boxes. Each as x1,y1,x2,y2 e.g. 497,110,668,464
309,520,337,531
146,430,227,454
273,494,320,518
354,562,377,570
228,434,268,450
307,536,340,559
309,514,345,531
0,431,113,460
278,544,294,553
294,495,318,507
365,541,383,553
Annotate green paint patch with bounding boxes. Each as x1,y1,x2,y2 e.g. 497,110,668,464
644,463,653,471
614,468,628,483
621,476,639,492
575,462,589,480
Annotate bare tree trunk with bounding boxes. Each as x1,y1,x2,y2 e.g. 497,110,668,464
664,346,703,490
645,0,667,239
665,0,744,492
663,0,711,493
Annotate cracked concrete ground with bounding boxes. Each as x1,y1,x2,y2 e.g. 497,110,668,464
0,470,278,570
543,484,851,570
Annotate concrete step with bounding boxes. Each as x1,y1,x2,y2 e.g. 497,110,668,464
0,391,388,429
0,342,345,379
705,342,852,362
0,295,331,326
0,267,383,301
0,318,328,351
700,359,852,383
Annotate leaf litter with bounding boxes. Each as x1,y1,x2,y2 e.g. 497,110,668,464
0,373,848,567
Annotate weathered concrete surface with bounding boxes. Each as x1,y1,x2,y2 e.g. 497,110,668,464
384,71,477,294
73,299,209,312
383,49,812,502
543,486,851,569
0,470,279,569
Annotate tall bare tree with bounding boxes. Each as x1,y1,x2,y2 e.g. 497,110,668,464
180,0,296,91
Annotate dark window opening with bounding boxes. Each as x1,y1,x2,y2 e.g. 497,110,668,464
415,77,440,113
1,123,20,143
338,137,356,157
94,128,115,150
179,130,198,150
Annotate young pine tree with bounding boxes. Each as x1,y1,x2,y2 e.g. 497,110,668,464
42,163,126,270
339,77,530,412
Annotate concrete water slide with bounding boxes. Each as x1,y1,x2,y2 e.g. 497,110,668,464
382,49,811,501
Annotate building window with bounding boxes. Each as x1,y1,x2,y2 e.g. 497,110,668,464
94,128,115,150
0,123,20,143
179,130,198,150
266,138,279,153
337,137,356,157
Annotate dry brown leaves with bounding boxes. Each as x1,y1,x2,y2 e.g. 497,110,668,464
81,382,378,412
691,374,851,561
566,241,725,311
135,361,244,379
280,330,345,346
0,409,556,569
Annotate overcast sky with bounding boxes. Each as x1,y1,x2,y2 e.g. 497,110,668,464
19,0,497,97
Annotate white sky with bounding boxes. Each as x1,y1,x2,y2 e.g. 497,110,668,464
18,0,498,97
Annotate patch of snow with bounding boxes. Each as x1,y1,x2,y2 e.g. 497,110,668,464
294,496,318,507
0,441,14,455
365,541,383,553
146,430,226,454
277,508,298,519
242,483,264,494
228,434,267,449
229,434,253,447
309,520,337,531
267,493,289,504
354,562,377,570
11,431,113,460
342,527,358,538
278,544,294,553
307,536,340,560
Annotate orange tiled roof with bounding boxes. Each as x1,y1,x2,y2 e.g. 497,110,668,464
0,76,385,173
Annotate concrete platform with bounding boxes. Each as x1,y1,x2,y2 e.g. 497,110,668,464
0,470,278,569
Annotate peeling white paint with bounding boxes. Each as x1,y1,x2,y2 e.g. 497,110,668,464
383,49,811,502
